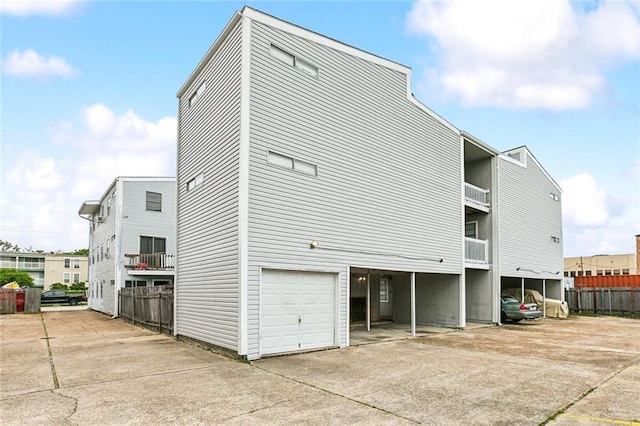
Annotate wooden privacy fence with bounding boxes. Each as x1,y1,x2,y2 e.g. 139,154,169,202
119,286,174,334
0,288,41,314
565,288,639,315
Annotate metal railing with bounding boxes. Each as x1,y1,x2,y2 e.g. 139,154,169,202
464,182,489,207
124,253,175,270
465,237,488,263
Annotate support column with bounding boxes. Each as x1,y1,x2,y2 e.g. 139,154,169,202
411,272,416,336
542,279,546,317
521,278,525,303
366,272,371,331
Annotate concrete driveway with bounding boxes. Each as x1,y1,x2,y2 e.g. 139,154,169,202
1,310,638,425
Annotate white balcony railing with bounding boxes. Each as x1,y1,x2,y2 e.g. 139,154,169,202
465,237,488,264
465,182,489,207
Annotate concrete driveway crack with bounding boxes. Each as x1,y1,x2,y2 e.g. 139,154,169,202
40,313,60,389
253,364,420,424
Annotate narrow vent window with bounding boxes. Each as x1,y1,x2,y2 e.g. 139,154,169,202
189,80,207,107
269,44,318,78
550,192,559,201
551,236,560,243
187,173,204,191
268,151,317,176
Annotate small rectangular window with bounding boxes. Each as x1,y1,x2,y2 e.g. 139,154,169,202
613,269,621,275
268,151,317,176
563,271,569,277
63,273,70,284
187,173,204,191
585,270,592,276
604,270,612,276
380,277,389,303
107,198,111,215
73,259,80,269
73,273,80,283
268,151,294,169
146,191,162,212
551,236,560,243
269,44,295,66
295,58,318,77
622,269,630,275
294,159,318,176
189,80,207,107
597,270,603,276
64,258,70,268
577,271,583,276
570,271,576,277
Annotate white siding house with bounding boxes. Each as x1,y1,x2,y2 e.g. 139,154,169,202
176,7,562,360
78,177,176,316
498,147,564,302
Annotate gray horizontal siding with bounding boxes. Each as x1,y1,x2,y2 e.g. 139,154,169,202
176,21,242,352
498,154,563,279
246,21,463,358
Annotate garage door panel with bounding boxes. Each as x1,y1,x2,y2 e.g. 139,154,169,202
261,269,336,356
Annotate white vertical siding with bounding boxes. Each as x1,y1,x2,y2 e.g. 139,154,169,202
498,152,563,279
176,21,243,351
245,21,463,358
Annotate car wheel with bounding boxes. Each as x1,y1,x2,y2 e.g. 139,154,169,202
69,298,78,306
500,311,507,323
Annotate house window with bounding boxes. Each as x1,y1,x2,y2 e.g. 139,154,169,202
564,271,569,277
107,198,111,215
551,236,560,243
146,191,162,212
613,269,621,275
187,173,204,191
604,270,612,276
189,80,207,107
597,270,603,276
125,280,147,288
269,44,319,78
550,193,559,201
64,258,70,268
73,274,80,283
622,269,630,275
63,273,70,284
153,280,171,287
268,151,318,176
140,236,166,254
380,277,389,303
577,271,583,276
73,259,80,269
106,239,110,258
465,222,478,239
570,271,576,277
585,270,592,276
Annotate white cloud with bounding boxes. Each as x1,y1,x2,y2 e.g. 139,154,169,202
406,0,640,110
0,0,80,16
560,172,640,257
2,49,78,79
1,104,177,252
560,173,608,227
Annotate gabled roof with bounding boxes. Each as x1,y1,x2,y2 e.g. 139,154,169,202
500,146,561,192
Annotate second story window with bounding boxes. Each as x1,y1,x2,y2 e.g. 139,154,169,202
73,259,80,268
64,258,70,268
140,236,166,254
146,191,162,212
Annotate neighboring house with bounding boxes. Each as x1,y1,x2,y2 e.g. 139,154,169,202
0,252,88,290
175,7,563,360
78,177,176,316
564,235,639,276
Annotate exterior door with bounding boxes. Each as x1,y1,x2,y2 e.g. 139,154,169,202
261,269,336,355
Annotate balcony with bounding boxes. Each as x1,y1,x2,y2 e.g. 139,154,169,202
124,253,175,271
465,237,488,266
465,182,490,212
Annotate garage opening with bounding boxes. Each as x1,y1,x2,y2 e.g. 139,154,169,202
349,269,462,345
261,269,337,356
500,276,567,319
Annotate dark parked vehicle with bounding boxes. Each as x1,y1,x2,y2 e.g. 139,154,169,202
500,295,541,323
41,290,86,306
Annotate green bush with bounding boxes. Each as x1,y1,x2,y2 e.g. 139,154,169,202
0,268,35,287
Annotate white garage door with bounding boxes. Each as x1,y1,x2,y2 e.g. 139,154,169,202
261,269,336,356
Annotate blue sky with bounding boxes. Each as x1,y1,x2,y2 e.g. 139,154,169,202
1,0,639,257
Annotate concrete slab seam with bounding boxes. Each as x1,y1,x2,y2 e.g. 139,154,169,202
559,413,640,426
40,313,59,389
253,364,419,424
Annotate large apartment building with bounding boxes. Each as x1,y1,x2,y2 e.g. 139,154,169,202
78,177,176,316
174,7,563,360
0,252,88,290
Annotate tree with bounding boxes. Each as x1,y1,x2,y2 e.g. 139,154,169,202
69,282,86,291
0,268,35,287
50,283,68,290
71,248,89,256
